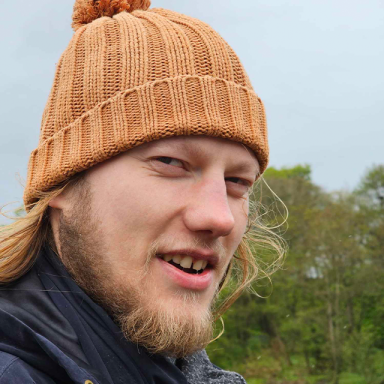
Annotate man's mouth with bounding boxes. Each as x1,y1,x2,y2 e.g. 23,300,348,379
157,253,215,290
158,254,210,275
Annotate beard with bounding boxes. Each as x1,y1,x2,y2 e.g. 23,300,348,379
54,181,219,358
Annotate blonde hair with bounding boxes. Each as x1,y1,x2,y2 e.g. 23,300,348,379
0,174,84,284
0,174,287,321
213,177,288,320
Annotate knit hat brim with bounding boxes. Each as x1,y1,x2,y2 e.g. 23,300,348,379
24,75,268,207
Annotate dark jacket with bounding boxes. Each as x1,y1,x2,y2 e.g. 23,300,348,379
0,250,246,384
0,262,104,383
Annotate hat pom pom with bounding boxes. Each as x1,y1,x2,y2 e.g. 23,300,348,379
72,0,151,31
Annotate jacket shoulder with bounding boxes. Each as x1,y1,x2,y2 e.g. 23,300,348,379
0,352,57,384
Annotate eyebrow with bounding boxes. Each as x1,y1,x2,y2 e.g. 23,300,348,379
153,140,207,160
230,161,260,178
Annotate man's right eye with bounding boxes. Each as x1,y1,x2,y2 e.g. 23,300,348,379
155,157,184,168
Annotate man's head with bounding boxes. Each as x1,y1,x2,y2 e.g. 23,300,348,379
48,135,259,356
23,0,269,208
0,0,274,357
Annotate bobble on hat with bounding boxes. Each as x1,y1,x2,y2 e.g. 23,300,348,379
72,0,151,31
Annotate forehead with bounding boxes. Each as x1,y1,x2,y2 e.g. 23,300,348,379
133,136,260,172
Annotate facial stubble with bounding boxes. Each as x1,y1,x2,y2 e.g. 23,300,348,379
55,182,217,358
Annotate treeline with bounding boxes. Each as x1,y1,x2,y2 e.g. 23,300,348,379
207,164,384,384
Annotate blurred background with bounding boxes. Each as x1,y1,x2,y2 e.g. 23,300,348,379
1,0,383,383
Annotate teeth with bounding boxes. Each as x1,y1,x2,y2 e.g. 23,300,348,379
172,255,182,264
162,254,209,271
180,256,193,269
192,259,204,271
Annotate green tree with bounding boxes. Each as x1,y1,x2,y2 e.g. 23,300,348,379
207,164,384,384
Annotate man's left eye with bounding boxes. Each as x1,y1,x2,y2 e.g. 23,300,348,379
225,177,252,197
225,177,250,187
155,157,184,168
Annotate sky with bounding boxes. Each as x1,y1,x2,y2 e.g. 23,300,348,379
1,0,383,223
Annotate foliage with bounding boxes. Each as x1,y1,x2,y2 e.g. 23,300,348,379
207,164,384,384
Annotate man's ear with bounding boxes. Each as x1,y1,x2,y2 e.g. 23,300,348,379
48,188,73,210
48,195,65,209
48,189,74,256
49,194,66,257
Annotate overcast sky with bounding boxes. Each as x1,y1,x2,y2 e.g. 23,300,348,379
1,0,383,223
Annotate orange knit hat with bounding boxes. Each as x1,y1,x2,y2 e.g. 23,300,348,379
24,0,269,207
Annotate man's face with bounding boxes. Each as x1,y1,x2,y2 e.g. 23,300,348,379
50,136,259,357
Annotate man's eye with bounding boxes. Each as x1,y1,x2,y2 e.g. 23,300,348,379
225,177,250,187
155,157,183,168
225,177,252,197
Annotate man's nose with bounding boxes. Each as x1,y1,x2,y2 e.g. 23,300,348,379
183,179,236,238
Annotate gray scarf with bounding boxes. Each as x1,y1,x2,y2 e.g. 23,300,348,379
169,350,247,384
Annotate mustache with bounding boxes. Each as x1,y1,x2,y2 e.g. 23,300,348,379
140,235,227,279
146,235,226,262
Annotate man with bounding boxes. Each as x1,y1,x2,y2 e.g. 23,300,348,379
0,0,273,383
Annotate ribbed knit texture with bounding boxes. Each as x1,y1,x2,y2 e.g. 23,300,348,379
24,1,269,207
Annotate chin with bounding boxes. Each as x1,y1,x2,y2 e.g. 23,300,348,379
110,281,216,357
119,301,214,357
